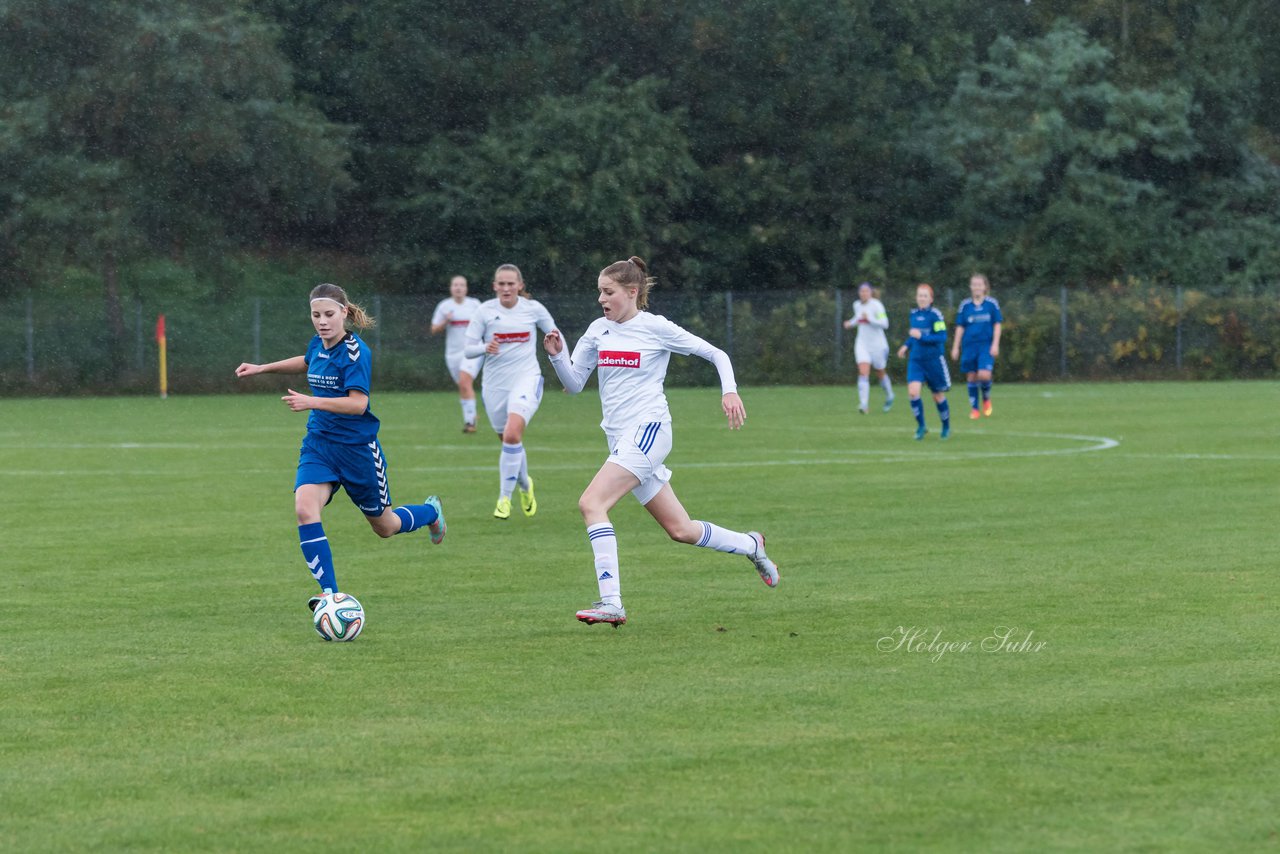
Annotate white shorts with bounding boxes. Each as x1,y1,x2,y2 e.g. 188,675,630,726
854,339,889,370
605,421,673,505
445,352,483,385
481,376,544,433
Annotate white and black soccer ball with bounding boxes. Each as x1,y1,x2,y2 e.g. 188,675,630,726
313,592,365,642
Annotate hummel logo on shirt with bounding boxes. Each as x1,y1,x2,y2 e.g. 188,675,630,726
599,350,641,368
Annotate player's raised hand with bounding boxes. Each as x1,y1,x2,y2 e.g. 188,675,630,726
235,362,261,378
722,392,746,430
543,330,563,356
282,389,313,412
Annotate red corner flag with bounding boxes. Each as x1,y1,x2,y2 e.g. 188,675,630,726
156,314,168,398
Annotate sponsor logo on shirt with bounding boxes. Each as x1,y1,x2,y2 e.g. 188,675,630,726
492,331,531,343
599,350,642,368
449,319,469,326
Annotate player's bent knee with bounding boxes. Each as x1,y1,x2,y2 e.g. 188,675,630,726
668,522,700,544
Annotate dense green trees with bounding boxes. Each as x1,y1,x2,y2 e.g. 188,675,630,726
2,0,1276,311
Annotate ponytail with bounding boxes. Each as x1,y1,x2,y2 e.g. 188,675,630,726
309,282,376,331
600,255,656,310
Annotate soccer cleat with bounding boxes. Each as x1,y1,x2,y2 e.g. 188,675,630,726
462,422,477,434
941,423,951,440
747,531,780,588
914,425,928,441
983,399,993,417
858,406,869,415
970,408,981,420
882,396,895,412
517,476,537,516
307,592,331,613
493,495,512,520
425,495,446,544
576,601,627,627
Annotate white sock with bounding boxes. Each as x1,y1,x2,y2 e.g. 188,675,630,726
857,376,870,409
692,521,755,555
499,442,523,498
461,398,477,424
588,523,621,606
517,448,530,491
881,375,894,399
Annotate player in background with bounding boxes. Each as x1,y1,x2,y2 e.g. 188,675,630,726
463,264,558,520
544,256,779,627
429,274,483,433
950,273,1003,419
842,281,895,413
896,283,952,440
235,283,446,612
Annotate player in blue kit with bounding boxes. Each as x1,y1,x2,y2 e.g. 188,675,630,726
235,283,446,612
951,273,1003,419
896,283,952,440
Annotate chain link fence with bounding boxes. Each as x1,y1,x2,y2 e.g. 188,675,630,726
1,284,1277,395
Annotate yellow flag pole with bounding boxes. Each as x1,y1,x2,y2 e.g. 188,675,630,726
156,314,168,399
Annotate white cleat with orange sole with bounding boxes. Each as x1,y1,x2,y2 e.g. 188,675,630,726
576,601,627,627
747,532,780,587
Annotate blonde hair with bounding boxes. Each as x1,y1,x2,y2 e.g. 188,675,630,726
309,282,375,330
494,263,530,297
600,256,656,310
970,272,990,294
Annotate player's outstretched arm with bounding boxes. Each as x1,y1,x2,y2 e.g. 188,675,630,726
236,356,306,377
545,331,594,394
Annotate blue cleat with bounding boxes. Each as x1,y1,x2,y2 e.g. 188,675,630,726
940,423,951,440
914,425,928,441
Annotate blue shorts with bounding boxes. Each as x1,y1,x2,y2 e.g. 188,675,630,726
295,433,392,516
907,356,951,393
960,347,995,374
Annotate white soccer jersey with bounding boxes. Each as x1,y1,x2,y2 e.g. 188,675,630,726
549,312,737,434
850,298,890,349
431,296,482,357
463,296,557,390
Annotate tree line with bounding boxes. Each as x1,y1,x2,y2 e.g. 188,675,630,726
2,0,1277,345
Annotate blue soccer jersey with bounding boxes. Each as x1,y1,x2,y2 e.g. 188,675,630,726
903,307,948,360
304,332,380,444
955,297,1003,350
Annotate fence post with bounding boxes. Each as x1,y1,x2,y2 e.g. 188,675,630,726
833,288,843,372
1060,285,1068,378
373,295,383,353
135,300,144,370
1175,284,1183,372
25,295,35,382
253,297,262,363
724,291,734,359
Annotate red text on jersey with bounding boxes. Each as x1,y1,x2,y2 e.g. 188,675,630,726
599,350,642,368
492,331,531,343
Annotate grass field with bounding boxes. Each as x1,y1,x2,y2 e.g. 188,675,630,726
2,381,1277,852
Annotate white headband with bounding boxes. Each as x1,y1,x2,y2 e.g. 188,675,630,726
310,297,346,308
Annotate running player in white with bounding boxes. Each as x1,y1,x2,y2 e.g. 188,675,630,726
430,274,483,433
543,256,779,627
463,264,559,520
842,281,895,413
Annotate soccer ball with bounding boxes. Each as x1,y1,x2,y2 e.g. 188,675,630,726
313,592,365,642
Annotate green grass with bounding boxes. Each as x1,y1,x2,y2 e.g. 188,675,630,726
2,382,1277,852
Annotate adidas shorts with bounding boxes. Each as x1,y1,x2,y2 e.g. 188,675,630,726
445,351,483,385
295,433,392,517
482,376,544,433
605,421,673,506
854,340,889,370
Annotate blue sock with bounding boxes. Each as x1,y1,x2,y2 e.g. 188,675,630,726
968,382,979,410
392,503,439,534
980,380,992,401
910,397,925,428
299,522,337,593
937,398,950,428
